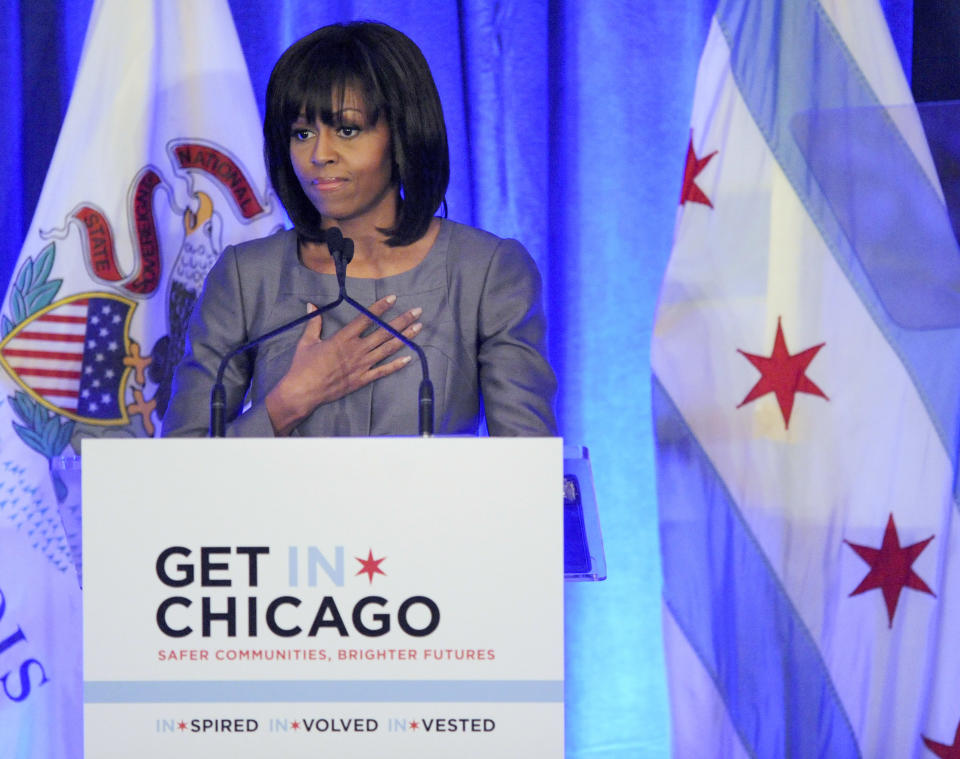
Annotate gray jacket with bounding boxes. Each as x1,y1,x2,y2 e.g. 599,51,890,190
161,219,558,437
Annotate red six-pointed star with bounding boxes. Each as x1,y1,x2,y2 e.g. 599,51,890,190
845,513,935,627
679,133,717,207
355,549,387,584
923,718,960,759
737,317,828,428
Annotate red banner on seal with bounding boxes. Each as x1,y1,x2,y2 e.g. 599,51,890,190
172,141,265,219
71,168,163,297
72,206,122,282
127,169,162,295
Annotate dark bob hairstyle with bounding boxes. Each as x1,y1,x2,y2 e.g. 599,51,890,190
264,21,449,246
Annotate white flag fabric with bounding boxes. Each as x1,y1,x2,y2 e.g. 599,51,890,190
652,0,960,757
0,1,284,755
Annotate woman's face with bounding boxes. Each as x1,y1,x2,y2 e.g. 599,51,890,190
289,89,395,230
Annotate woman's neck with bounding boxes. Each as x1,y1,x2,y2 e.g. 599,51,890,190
300,217,441,279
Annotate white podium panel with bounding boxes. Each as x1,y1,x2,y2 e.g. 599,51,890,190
82,437,563,758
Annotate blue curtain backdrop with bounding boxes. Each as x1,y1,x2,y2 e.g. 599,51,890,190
0,1,915,756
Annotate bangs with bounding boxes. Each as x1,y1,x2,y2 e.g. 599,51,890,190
281,43,385,127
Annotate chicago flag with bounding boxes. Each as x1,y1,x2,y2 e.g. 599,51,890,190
0,1,284,756
651,0,960,757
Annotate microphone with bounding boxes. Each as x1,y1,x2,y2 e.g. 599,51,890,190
327,229,434,437
325,226,352,292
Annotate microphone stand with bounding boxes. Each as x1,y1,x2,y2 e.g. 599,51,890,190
209,295,342,437
209,227,434,437
327,228,434,437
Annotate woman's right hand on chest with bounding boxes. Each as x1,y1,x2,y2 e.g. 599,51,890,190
265,294,422,435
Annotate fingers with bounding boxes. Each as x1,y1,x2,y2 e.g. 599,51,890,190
358,305,422,350
340,294,398,338
362,354,414,383
299,303,322,343
364,320,423,366
367,294,399,318
387,306,422,333
339,298,424,354
345,300,423,383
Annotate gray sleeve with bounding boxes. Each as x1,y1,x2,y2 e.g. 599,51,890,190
160,247,276,438
477,239,558,436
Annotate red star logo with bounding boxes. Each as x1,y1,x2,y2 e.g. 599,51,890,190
845,513,935,627
737,317,828,428
924,719,960,758
291,720,300,730
679,132,717,207
355,549,387,584
410,720,420,730
177,721,187,731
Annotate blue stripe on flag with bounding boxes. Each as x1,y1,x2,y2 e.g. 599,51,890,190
653,376,861,758
84,679,563,704
717,0,960,498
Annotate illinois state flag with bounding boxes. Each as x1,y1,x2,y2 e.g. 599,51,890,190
0,1,283,755
652,0,960,757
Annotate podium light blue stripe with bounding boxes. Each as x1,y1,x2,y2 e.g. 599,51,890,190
84,679,563,704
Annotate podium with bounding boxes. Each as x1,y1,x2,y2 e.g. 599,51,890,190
81,437,566,758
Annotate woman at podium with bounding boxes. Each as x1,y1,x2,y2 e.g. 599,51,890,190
162,21,556,438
